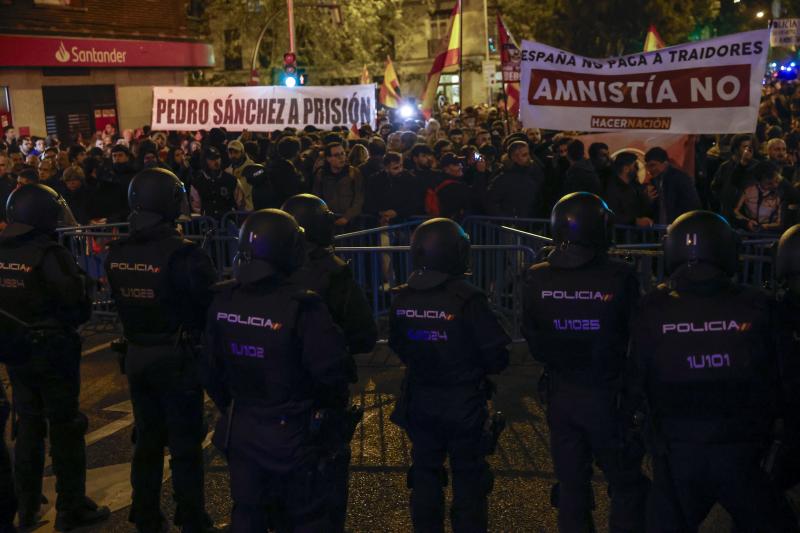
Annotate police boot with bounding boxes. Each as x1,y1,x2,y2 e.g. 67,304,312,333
16,494,47,529
54,497,110,531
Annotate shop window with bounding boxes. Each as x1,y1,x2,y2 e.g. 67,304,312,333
224,29,243,71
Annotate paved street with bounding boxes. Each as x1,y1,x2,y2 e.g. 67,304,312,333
0,322,765,532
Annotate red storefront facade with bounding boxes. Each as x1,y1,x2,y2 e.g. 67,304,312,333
0,2,214,141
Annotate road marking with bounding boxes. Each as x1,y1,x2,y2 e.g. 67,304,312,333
32,430,216,531
81,341,112,358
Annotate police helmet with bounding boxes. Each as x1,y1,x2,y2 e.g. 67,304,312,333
410,218,470,276
237,209,305,274
6,183,77,233
776,224,800,281
281,194,337,247
663,210,738,276
128,168,186,221
551,192,614,250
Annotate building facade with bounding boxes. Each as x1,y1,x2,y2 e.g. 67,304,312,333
204,0,503,111
0,0,214,140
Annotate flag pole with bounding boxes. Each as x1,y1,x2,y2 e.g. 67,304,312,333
458,0,463,115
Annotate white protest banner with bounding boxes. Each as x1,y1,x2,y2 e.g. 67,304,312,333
770,19,800,47
151,84,375,132
519,30,769,134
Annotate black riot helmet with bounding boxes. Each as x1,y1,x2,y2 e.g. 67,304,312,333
410,218,470,276
551,192,614,250
281,193,336,247
663,210,739,276
128,167,186,221
237,209,305,275
6,183,77,234
776,224,800,281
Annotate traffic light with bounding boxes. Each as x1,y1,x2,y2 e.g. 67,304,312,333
282,51,298,87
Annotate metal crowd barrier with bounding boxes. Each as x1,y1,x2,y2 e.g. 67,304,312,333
335,244,537,339
56,212,781,338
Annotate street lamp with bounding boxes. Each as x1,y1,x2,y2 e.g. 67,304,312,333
756,11,765,18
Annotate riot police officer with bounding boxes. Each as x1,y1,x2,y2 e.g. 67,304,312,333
204,208,349,532
626,210,797,532
0,184,110,529
389,218,510,533
282,193,377,532
105,168,218,533
0,379,15,532
769,223,800,490
521,192,648,533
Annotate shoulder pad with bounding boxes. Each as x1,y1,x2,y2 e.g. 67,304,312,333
292,289,323,304
446,279,485,301
211,279,239,293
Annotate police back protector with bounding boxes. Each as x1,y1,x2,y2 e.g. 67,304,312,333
391,279,485,387
107,235,194,345
641,284,776,442
524,257,635,382
0,238,61,325
210,282,312,411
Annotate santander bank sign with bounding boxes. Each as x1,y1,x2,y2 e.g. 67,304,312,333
55,41,128,64
0,34,214,68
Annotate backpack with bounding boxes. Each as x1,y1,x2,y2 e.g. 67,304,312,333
424,179,459,216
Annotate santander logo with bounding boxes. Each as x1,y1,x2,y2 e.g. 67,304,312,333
53,40,128,65
55,41,70,62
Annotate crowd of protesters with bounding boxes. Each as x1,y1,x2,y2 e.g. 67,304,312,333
0,78,799,234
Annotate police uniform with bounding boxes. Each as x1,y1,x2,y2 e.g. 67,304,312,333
762,224,800,494
203,208,349,533
0,184,109,529
389,218,510,533
0,379,15,530
284,193,378,532
522,254,648,533
626,211,797,532
291,247,376,531
105,169,217,532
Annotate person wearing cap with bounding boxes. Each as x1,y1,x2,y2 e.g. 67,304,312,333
109,144,137,191
225,139,257,211
190,147,245,221
427,153,471,221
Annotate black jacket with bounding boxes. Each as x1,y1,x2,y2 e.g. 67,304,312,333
486,163,544,218
603,175,652,226
364,170,426,220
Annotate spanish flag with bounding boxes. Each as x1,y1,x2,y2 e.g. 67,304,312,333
420,0,461,118
644,25,665,52
497,13,520,118
379,56,401,109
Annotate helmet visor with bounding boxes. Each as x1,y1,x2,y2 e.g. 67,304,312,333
55,195,79,228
